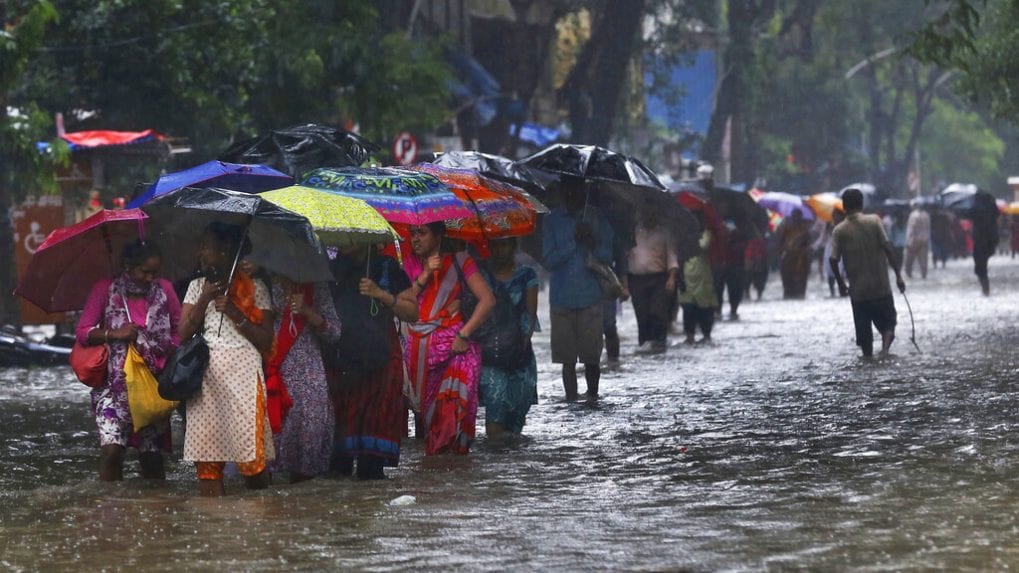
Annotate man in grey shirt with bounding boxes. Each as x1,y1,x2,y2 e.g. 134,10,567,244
830,188,906,357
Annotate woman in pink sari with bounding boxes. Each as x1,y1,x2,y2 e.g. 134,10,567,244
404,222,495,455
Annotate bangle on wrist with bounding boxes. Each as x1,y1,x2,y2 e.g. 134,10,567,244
415,278,426,290
104,329,109,343
456,331,470,341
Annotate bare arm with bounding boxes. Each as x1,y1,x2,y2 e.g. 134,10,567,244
881,243,906,293
526,285,539,339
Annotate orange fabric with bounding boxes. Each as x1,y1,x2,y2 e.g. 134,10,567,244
228,270,277,361
195,378,268,481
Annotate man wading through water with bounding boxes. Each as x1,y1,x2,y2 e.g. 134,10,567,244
830,188,906,358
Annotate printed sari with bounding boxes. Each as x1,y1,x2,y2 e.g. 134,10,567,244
404,253,481,455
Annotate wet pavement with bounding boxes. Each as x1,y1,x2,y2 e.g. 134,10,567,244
2,256,1018,572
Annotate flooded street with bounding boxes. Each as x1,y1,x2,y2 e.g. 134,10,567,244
2,257,1018,572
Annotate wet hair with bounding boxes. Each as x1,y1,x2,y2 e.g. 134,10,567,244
426,221,446,237
121,240,162,268
203,221,253,258
842,188,864,211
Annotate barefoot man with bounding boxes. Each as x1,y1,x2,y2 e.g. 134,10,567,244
830,188,906,357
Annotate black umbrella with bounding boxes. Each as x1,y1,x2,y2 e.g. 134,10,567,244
516,144,666,190
142,187,332,284
220,123,379,178
706,187,770,238
940,183,979,213
516,144,699,263
433,151,544,188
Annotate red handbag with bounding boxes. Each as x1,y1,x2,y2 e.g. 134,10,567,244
69,341,109,388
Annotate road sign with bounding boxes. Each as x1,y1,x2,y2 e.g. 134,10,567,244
392,132,418,166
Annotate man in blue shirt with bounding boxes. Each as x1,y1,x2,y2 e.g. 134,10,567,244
542,178,614,400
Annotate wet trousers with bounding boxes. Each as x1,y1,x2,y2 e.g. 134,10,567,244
905,241,928,279
681,303,715,338
713,264,745,314
628,272,673,345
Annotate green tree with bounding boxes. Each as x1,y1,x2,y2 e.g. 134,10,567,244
911,0,1019,122
1,1,65,326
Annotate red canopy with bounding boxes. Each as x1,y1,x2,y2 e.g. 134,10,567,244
61,129,163,149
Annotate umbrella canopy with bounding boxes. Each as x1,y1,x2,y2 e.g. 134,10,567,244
142,187,332,283
15,209,148,312
259,186,399,248
804,193,843,223
940,183,979,212
126,161,292,209
517,143,666,190
431,151,551,213
1005,201,1019,216
751,191,815,221
706,187,770,237
220,123,379,178
301,166,474,226
406,163,543,241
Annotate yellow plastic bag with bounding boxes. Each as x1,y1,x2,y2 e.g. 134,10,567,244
125,344,178,432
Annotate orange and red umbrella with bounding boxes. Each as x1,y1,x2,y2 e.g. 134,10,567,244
406,163,547,242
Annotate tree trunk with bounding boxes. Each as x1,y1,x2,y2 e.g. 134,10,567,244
560,0,647,147
0,188,20,327
703,0,763,184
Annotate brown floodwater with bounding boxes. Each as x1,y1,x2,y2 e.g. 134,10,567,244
2,256,1018,571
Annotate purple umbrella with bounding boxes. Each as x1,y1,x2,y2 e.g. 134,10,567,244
126,161,292,208
755,191,815,221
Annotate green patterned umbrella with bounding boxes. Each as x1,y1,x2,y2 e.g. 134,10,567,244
260,185,399,247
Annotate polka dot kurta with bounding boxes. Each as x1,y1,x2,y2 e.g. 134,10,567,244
182,278,275,464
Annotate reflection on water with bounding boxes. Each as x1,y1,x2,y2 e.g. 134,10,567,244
2,258,1018,571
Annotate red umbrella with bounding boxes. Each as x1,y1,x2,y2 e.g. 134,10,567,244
675,190,728,267
15,209,148,312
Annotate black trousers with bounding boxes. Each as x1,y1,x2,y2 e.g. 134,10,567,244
628,272,673,344
850,295,897,353
714,264,746,313
681,303,715,337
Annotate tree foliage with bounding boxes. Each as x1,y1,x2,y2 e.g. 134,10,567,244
21,0,452,159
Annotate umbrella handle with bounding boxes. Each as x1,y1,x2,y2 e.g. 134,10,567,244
218,221,252,336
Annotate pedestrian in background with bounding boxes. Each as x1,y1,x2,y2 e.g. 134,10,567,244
904,202,931,280
830,188,906,358
543,177,614,401
678,212,718,344
627,204,679,353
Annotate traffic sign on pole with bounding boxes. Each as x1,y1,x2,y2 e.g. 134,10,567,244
392,132,418,166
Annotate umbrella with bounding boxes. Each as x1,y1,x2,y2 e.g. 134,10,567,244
516,143,666,190
751,191,815,221
804,192,843,223
126,161,292,209
406,163,544,241
301,166,474,226
142,187,332,284
258,185,399,247
705,187,769,237
431,151,551,213
940,182,979,212
220,123,379,178
14,209,147,312
1005,201,1019,215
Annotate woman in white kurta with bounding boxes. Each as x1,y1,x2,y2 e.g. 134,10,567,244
178,222,276,497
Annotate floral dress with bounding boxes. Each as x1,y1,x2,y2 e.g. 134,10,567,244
270,282,341,477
